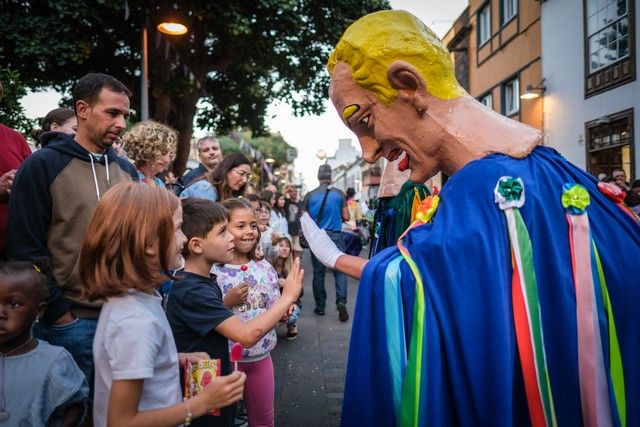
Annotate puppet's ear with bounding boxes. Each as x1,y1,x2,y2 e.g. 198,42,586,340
387,61,429,112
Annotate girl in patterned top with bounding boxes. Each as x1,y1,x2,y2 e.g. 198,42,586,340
212,198,297,427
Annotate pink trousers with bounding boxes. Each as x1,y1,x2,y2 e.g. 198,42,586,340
238,354,275,427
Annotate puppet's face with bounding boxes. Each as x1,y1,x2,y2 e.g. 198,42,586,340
329,62,443,182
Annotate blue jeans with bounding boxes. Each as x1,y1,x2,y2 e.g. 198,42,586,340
287,304,301,327
34,317,98,394
310,231,347,310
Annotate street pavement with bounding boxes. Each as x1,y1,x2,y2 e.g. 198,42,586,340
272,250,360,427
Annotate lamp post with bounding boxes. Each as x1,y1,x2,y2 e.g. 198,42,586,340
141,15,149,120
140,11,188,120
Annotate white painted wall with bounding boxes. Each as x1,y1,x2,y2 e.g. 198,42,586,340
327,139,360,171
541,0,640,176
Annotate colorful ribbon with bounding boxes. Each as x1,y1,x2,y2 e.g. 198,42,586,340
563,183,625,427
495,177,557,427
392,194,440,427
384,256,407,417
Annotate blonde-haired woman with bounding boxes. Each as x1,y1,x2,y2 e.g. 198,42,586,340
122,120,177,187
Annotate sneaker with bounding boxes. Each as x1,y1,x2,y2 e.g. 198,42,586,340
234,416,248,427
314,308,325,316
337,303,349,322
286,325,298,340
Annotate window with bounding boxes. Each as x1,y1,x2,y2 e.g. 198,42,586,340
584,0,635,96
478,4,491,45
587,0,629,72
586,109,634,179
479,93,493,109
502,78,519,116
501,0,518,24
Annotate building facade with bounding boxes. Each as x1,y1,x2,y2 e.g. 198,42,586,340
466,0,544,130
541,0,638,179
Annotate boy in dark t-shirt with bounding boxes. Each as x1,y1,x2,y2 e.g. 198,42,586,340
167,198,303,427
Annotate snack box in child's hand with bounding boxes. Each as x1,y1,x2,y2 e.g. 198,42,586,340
183,359,222,416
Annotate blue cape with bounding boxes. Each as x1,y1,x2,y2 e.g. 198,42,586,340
342,147,640,426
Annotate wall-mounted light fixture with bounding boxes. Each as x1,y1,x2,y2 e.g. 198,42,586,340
520,78,546,100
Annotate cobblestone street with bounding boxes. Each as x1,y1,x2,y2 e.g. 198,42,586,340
272,251,359,427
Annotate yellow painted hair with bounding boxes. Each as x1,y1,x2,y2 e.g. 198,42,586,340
328,10,466,104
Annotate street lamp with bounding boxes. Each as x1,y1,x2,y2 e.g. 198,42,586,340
141,13,189,120
316,149,327,163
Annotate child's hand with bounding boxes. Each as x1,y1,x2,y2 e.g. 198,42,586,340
271,232,282,245
200,371,246,410
223,283,249,308
280,303,297,322
178,352,210,366
281,258,304,303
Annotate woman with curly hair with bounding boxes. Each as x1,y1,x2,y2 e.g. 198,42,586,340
122,120,177,188
180,152,251,202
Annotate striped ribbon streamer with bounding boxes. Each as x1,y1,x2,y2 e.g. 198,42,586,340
592,244,626,427
396,237,425,427
384,257,407,419
495,177,557,427
393,195,440,427
563,183,625,427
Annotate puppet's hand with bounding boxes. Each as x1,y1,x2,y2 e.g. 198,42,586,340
300,213,344,268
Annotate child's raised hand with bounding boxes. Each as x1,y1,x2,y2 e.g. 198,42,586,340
200,371,246,410
271,232,282,246
281,258,303,303
223,283,249,308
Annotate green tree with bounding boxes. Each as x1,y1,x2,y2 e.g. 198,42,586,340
0,69,36,136
0,0,389,173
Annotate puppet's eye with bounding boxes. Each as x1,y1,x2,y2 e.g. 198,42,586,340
359,115,370,127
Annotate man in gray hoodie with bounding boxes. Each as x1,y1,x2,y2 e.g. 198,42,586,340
8,73,137,386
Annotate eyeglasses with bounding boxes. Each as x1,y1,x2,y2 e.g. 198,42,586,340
231,168,251,181
257,209,270,215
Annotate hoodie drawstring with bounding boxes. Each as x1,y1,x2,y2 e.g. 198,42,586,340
89,154,101,201
105,154,110,186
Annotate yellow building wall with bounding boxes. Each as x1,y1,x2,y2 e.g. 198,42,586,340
467,0,543,130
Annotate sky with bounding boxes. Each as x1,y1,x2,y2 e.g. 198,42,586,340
20,0,467,188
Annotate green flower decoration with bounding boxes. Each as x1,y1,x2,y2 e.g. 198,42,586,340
561,183,590,214
498,178,523,201
494,176,525,210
